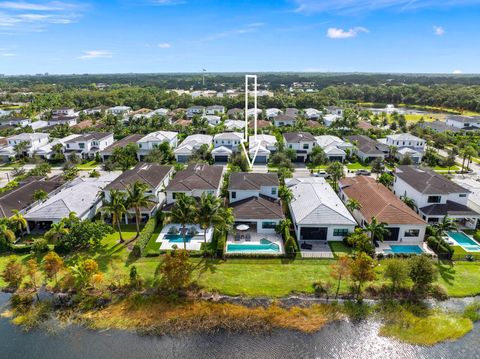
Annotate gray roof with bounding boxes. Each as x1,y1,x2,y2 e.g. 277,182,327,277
395,166,469,194
166,164,223,192
228,173,279,191
65,132,111,143
348,135,386,155
230,195,284,220
275,114,297,122
101,134,143,153
283,132,316,143
420,201,479,217
446,115,480,123
105,163,172,191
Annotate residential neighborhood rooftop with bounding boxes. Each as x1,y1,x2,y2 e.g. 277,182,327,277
228,173,279,191
166,164,223,192
105,163,173,191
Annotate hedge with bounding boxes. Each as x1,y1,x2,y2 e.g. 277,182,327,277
132,216,157,257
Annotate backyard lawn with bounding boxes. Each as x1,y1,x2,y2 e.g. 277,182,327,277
328,242,352,258
77,160,100,170
346,162,371,171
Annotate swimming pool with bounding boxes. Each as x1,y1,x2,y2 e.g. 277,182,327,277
447,231,480,252
383,245,424,254
164,234,194,243
227,239,281,253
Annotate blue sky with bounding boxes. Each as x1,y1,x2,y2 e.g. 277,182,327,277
1,0,480,74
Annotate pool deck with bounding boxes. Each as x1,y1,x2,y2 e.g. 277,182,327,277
226,231,284,255
156,223,213,251
298,241,334,258
376,242,435,255
445,232,480,252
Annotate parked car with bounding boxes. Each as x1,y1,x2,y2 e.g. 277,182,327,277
313,171,330,178
355,169,371,176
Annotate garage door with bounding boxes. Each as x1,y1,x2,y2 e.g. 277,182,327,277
329,156,343,162
215,155,229,162
301,227,328,240
294,155,306,163
384,227,400,241
254,156,267,164
176,155,190,163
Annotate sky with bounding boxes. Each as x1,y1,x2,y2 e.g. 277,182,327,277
1,0,480,75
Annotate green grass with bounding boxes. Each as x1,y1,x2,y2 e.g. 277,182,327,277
451,246,480,261
430,165,460,172
77,160,100,170
328,242,352,258
346,162,371,170
437,261,480,297
143,226,162,253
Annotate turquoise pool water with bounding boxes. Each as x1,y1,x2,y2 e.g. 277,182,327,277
447,231,480,251
227,239,280,253
384,245,424,254
164,234,194,243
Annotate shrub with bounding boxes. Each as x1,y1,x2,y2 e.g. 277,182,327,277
134,216,157,257
284,236,297,257
474,231,480,242
31,239,49,254
215,232,226,258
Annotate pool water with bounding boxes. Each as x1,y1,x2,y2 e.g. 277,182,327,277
164,234,194,243
384,245,424,254
227,239,280,253
447,231,480,251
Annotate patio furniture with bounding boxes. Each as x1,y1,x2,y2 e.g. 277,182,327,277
301,242,313,250
236,224,250,231
235,234,241,241
187,226,198,235
245,233,251,241
240,234,245,240
168,226,178,235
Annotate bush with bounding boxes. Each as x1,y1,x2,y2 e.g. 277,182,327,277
474,231,480,242
284,236,297,257
31,239,49,254
135,216,157,257
215,232,226,258
10,244,33,254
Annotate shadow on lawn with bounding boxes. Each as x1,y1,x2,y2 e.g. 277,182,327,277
192,257,219,281
438,261,456,285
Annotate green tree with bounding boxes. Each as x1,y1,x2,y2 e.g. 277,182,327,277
101,190,127,243
44,221,70,243
0,220,15,246
409,255,438,298
330,256,351,299
345,198,362,212
443,150,457,173
371,158,384,174
33,189,48,202
126,181,155,238
364,217,390,243
349,252,376,300
310,146,328,166
170,194,196,250
10,210,27,236
432,215,457,238
401,196,417,210
55,219,113,252
158,249,192,294
1,258,24,289
378,172,394,188
13,141,29,159
383,258,410,292
326,161,344,191
278,185,293,203
195,193,223,248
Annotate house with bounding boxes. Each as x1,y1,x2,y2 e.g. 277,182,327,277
205,105,225,115
103,163,173,221
100,134,144,161
347,135,388,162
286,177,357,242
315,135,353,162
393,166,479,228
274,114,297,127
82,106,108,115
380,133,426,164
248,134,277,164
227,108,243,119
64,132,114,159
47,116,78,127
30,120,49,131
186,106,204,118
326,106,344,117
304,108,322,120
246,108,262,118
212,132,243,162
203,115,222,126
2,133,50,159
228,173,284,234
165,164,224,204
174,134,213,163
285,108,299,117
0,177,64,218
224,119,245,131
322,114,341,127
52,108,75,117
107,106,132,116
418,120,461,133
250,119,271,129
131,108,152,119
25,174,120,229
137,131,178,161
1,118,31,127
445,116,480,130
147,108,170,118
339,176,427,243
266,108,282,119
36,134,81,160
452,178,480,215
283,132,317,162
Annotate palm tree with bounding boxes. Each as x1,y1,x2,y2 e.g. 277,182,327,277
170,194,196,250
326,162,345,191
126,181,156,238
364,217,390,244
345,199,362,213
0,221,15,245
195,193,222,248
401,196,417,211
101,190,127,243
433,215,457,238
388,145,398,161
33,189,48,202
44,221,70,243
275,218,292,239
10,210,27,237
278,185,293,203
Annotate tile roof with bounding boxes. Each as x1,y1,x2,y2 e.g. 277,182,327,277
339,176,425,225
347,135,386,155
420,201,479,217
65,132,111,143
230,195,284,220
395,166,468,194
166,164,223,191
101,134,144,153
228,172,279,191
283,132,316,143
105,163,172,191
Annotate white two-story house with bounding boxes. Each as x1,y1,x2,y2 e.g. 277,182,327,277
205,105,225,115
393,166,479,228
52,108,76,117
1,133,50,159
283,132,317,162
137,131,178,161
380,133,426,164
445,116,480,130
186,106,204,118
174,134,213,163
212,132,243,163
64,132,114,159
249,134,277,164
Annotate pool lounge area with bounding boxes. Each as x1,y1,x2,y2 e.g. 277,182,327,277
156,223,213,251
376,242,435,256
226,231,284,255
446,231,480,252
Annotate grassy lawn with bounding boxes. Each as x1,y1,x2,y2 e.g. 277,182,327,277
328,242,352,258
451,246,480,261
77,160,100,170
143,226,162,254
346,162,371,171
430,165,460,172
308,165,328,171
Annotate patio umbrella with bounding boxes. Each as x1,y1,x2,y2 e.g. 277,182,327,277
236,224,250,231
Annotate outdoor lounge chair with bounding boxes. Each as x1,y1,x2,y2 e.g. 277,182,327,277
301,242,313,250
245,233,251,241
168,226,178,235
235,234,241,241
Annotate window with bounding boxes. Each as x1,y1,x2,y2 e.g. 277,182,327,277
404,229,420,237
138,144,142,148
271,187,277,195
459,194,467,198
172,193,178,199
79,143,85,149
427,196,441,203
303,144,309,150
333,229,349,237
262,221,277,229
231,192,236,199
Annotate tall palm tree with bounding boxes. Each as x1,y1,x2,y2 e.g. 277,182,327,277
170,194,196,250
126,181,156,238
275,218,292,239
401,196,417,211
101,190,127,243
44,221,70,243
195,193,222,248
10,210,27,237
388,145,398,161
279,185,293,203
364,217,390,243
345,199,362,213
0,221,15,245
433,215,457,238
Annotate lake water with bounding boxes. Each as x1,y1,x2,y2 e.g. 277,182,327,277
1,293,480,359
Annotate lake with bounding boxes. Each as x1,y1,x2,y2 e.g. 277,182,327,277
1,293,479,359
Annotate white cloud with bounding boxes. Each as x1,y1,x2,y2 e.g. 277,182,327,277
151,0,185,5
293,0,480,14
201,22,264,42
79,50,112,59
0,2,64,11
326,27,368,39
158,42,171,48
433,25,445,35
453,69,463,74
